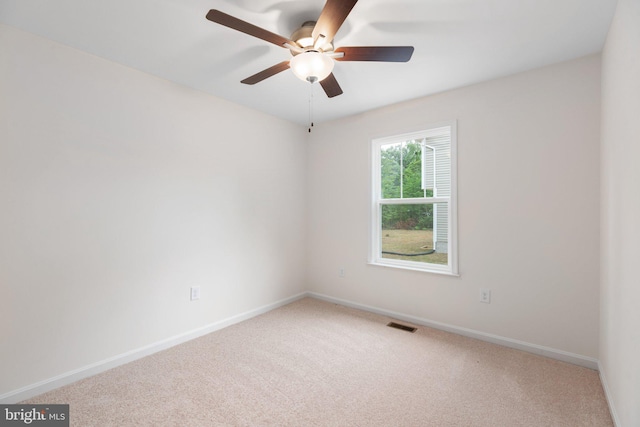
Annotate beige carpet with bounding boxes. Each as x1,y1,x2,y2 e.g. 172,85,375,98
24,298,612,426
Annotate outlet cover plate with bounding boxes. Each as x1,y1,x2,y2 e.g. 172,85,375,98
480,289,491,304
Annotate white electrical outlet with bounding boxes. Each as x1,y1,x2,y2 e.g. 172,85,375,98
339,268,345,278
480,289,491,304
190,286,201,301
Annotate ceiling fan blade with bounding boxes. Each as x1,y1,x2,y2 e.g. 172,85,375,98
241,61,291,85
206,9,294,48
320,73,343,98
335,46,414,62
312,0,358,44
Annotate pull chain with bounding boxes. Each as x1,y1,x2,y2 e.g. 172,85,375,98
308,82,314,133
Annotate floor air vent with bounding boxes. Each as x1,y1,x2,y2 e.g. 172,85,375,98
387,322,417,333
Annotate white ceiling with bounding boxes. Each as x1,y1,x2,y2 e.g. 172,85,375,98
0,0,617,126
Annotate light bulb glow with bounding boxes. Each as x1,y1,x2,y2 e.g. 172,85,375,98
289,51,334,83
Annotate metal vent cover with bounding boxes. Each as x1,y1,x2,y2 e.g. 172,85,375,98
387,322,417,333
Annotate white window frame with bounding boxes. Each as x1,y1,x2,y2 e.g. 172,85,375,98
369,121,458,275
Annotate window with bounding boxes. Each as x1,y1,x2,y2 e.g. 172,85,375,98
370,122,458,275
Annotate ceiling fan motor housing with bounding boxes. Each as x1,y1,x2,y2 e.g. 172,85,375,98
289,21,334,55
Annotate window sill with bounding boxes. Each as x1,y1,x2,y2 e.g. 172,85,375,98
368,260,460,277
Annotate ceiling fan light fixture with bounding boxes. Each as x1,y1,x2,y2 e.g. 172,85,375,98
289,51,334,83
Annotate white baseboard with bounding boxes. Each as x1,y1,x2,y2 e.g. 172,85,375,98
308,292,599,370
2,291,602,404
598,362,620,427
0,292,307,404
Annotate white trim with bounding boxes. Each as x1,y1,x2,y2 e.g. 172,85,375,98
433,200,439,249
368,257,457,276
421,142,435,192
308,292,599,370
0,292,307,404
370,120,458,275
449,122,458,274
2,291,605,406
379,197,451,205
373,124,454,145
597,362,621,427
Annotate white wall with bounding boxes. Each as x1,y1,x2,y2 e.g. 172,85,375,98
1,16,622,410
307,55,601,359
600,0,640,425
0,24,307,398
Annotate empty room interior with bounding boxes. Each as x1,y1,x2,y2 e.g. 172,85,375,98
1,0,638,426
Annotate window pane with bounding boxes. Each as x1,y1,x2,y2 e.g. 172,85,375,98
422,145,435,192
402,140,424,198
380,142,402,198
381,203,448,265
424,134,451,198
381,140,433,199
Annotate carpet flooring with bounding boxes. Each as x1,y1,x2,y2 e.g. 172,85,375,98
24,297,613,426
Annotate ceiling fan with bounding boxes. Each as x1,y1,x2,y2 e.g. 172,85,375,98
206,0,414,98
